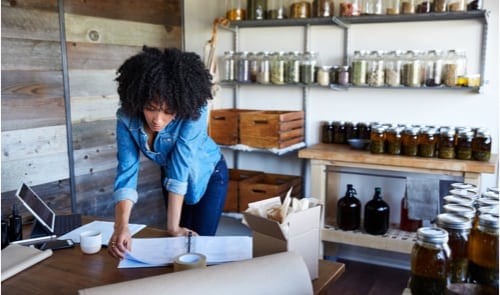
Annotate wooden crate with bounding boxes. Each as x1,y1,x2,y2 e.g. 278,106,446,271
209,109,258,145
239,110,305,149
239,172,303,211
225,169,264,212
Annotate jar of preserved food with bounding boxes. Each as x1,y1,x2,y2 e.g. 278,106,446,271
448,0,466,11
351,50,368,86
455,49,468,86
410,227,450,295
285,51,301,84
401,0,416,14
438,127,456,159
436,213,472,283
444,49,467,87
357,122,371,140
337,66,350,86
322,121,334,143
364,187,390,235
222,51,236,82
290,0,312,18
402,126,419,156
317,66,331,86
424,50,444,87
367,50,385,87
385,126,403,155
386,0,401,14
418,127,438,158
400,189,423,232
385,50,403,87
468,213,499,289
455,130,473,160
270,51,286,85
300,51,318,85
472,128,491,161
332,121,346,144
339,0,361,16
416,0,432,13
313,0,334,17
256,51,271,84
236,51,251,83
248,52,258,83
337,184,361,231
434,0,447,12
345,121,357,140
226,0,247,21
268,0,287,19
370,125,386,154
362,0,382,15
247,0,267,20
473,205,498,229
403,50,423,87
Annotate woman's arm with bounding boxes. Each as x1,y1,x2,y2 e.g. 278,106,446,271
108,199,134,259
166,192,197,236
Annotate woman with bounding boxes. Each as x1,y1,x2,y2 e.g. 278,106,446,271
108,46,228,259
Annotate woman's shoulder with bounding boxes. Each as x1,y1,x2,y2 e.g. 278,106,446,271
116,107,141,129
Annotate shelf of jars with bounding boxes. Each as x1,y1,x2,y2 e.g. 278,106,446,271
322,223,417,254
227,10,487,28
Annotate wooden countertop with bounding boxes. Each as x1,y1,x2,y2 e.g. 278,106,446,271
299,143,497,174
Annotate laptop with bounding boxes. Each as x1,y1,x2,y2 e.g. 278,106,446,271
15,183,82,238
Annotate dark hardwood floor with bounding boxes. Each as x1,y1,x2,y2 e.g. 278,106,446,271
327,259,411,295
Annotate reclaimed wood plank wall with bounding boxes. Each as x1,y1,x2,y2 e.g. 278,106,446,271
1,0,181,229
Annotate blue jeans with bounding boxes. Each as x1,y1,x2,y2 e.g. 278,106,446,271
162,155,228,236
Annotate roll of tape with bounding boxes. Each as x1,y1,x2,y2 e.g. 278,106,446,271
173,253,207,272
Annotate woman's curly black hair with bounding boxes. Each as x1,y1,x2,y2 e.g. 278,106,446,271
116,46,213,120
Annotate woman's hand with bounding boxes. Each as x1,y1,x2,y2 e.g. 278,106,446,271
108,227,132,259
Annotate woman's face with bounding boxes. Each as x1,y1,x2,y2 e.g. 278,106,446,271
143,101,175,132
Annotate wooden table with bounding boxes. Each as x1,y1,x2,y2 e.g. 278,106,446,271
1,218,344,294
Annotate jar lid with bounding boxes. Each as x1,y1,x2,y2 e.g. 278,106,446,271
487,187,500,194
478,213,499,229
417,227,448,244
443,195,475,206
449,189,479,199
443,204,476,219
319,66,332,70
477,197,499,207
440,128,456,136
478,206,499,215
475,128,491,137
450,183,477,190
437,213,472,230
482,191,499,200
404,127,420,135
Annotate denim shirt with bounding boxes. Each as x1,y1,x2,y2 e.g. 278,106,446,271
113,105,221,205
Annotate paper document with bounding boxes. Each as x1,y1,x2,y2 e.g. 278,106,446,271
118,236,252,268
58,221,146,246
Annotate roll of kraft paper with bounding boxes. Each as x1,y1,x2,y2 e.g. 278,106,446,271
173,253,206,272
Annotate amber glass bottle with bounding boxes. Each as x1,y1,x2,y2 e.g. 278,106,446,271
400,188,423,232
337,184,361,231
468,213,499,289
410,227,450,295
364,187,390,235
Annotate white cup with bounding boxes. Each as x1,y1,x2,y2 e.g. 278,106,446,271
79,230,102,254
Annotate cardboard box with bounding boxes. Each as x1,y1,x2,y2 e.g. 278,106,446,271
243,198,321,279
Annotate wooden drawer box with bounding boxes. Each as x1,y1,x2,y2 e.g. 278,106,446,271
239,111,305,149
225,169,264,212
209,109,257,145
239,173,302,211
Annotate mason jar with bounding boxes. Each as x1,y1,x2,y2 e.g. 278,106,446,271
424,50,444,87
385,50,403,87
256,51,271,84
332,121,346,144
385,126,403,155
386,0,401,14
472,127,491,161
268,0,287,19
357,122,371,140
455,130,474,160
403,50,423,87
339,0,362,16
317,66,331,86
401,0,416,14
222,51,236,82
416,0,432,12
236,51,251,83
367,50,385,87
448,0,466,11
410,227,450,295
322,121,334,143
402,126,420,156
351,50,368,86
290,0,312,18
285,51,301,84
417,127,438,158
300,51,318,85
247,0,267,20
313,0,335,17
337,65,350,86
248,52,258,83
270,51,286,85
438,127,456,159
370,124,387,154
226,0,247,21
362,0,383,15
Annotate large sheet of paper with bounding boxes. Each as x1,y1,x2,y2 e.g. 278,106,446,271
1,244,53,281
118,236,252,268
58,221,146,246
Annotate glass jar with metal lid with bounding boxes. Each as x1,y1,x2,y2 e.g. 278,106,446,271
434,0,447,12
443,203,476,220
337,66,350,86
362,0,383,15
248,52,258,83
472,128,491,161
317,66,331,87
322,121,334,144
370,125,387,154
226,0,247,21
222,51,236,82
313,0,335,17
350,50,368,86
402,126,419,156
386,0,400,14
401,0,416,14
285,51,301,84
385,126,403,155
437,213,472,283
416,0,432,12
290,0,312,18
448,0,466,12
410,227,450,295
473,205,499,229
468,213,499,289
339,0,361,16
367,50,385,87
403,50,423,87
256,51,271,84
356,122,371,140
247,0,267,20
267,0,287,19
236,51,251,83
345,121,357,141
418,127,438,158
450,182,477,191
482,191,499,200
438,127,456,159
424,50,443,87
332,121,346,144
270,51,286,85
455,130,474,160
385,50,403,87
300,51,318,85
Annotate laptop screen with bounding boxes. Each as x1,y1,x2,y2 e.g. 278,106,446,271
15,183,55,233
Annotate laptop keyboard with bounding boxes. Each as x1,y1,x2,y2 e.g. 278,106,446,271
54,214,82,236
